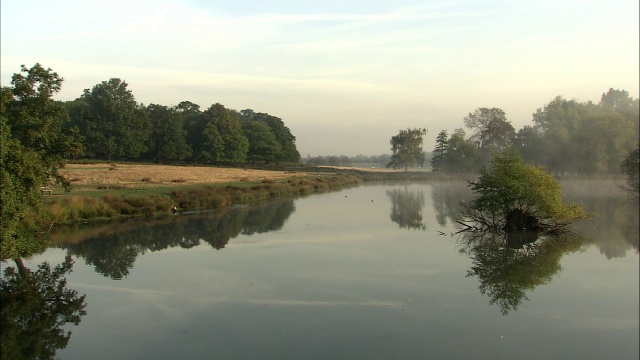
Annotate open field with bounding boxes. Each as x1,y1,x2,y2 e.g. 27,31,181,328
60,163,311,186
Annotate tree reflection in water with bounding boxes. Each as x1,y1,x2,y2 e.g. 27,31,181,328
457,231,587,315
1,255,87,360
386,187,427,230
50,199,296,280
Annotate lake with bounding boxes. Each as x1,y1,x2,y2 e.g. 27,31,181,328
3,179,638,359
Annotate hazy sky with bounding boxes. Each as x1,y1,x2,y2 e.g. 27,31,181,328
2,0,638,156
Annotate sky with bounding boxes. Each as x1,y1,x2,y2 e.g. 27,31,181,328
1,0,638,156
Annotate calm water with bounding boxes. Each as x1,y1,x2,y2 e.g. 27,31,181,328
3,180,639,359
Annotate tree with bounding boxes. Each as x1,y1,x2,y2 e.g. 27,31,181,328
241,110,300,163
514,125,545,165
529,93,638,174
462,149,586,232
70,78,149,161
430,130,448,172
145,104,191,164
242,119,282,165
530,96,592,173
386,128,427,171
1,256,87,359
464,108,515,152
177,101,208,163
199,104,249,163
1,64,82,260
443,128,480,172
600,88,639,116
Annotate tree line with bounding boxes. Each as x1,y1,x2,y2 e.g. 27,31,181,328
429,89,639,175
64,78,300,165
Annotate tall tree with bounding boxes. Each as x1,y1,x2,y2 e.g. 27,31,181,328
386,128,427,171
430,130,449,172
177,101,207,163
70,78,149,161
1,64,82,260
145,104,191,164
199,104,248,163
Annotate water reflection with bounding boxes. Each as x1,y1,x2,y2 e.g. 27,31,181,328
569,197,639,258
386,187,426,230
0,256,87,360
457,231,587,315
430,181,473,226
51,199,296,280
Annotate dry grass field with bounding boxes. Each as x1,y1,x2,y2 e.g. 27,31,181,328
59,163,311,187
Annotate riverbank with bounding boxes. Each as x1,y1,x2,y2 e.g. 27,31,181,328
31,163,368,229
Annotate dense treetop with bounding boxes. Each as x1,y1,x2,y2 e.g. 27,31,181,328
63,79,300,165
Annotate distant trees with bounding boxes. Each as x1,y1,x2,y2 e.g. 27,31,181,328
303,154,391,167
386,128,427,171
64,84,300,165
431,90,639,175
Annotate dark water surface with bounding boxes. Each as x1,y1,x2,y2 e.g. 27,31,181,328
4,180,639,359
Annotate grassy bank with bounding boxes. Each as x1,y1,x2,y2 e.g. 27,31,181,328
33,173,362,227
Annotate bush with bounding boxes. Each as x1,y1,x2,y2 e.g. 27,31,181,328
464,149,586,232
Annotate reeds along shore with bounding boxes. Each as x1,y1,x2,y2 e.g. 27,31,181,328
31,174,363,227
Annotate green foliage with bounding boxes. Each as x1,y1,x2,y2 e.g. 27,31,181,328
199,104,249,163
242,110,300,163
1,64,82,260
145,104,191,164
69,78,150,161
242,119,283,164
1,116,50,258
467,149,586,231
386,128,427,171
